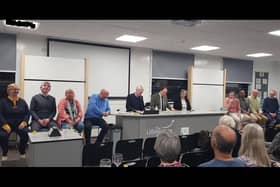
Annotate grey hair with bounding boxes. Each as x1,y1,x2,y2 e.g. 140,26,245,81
218,115,236,129
41,81,51,87
154,130,181,163
239,123,271,167
136,85,144,90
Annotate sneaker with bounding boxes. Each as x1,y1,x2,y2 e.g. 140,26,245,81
2,156,8,161
19,154,26,159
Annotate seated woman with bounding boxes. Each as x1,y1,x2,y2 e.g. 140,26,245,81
173,89,191,111
238,123,272,167
154,130,187,167
56,89,84,133
0,83,29,161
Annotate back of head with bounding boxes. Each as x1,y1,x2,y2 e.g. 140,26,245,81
239,123,270,166
218,115,236,129
211,125,236,154
154,131,181,163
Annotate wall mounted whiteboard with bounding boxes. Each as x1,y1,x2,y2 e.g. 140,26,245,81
192,68,223,85
22,55,87,112
48,39,130,97
192,85,224,112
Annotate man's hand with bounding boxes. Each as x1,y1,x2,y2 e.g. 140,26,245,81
18,121,27,129
38,119,46,126
2,124,11,133
69,120,76,126
270,113,277,118
103,112,109,117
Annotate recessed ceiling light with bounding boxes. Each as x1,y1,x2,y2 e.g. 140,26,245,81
246,53,272,58
115,35,147,43
190,45,220,51
268,30,280,36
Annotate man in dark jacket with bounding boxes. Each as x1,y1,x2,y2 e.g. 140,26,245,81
126,85,145,112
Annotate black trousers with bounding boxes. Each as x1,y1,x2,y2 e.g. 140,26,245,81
0,125,28,156
84,118,109,145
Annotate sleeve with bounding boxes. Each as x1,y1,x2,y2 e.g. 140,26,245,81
0,99,7,126
262,98,269,113
106,100,111,114
76,100,83,122
30,96,40,121
22,99,30,123
249,98,257,113
224,98,230,110
166,96,172,110
88,96,103,116
275,99,279,113
49,97,57,119
237,99,241,113
140,96,145,111
186,98,192,111
126,95,134,112
173,98,179,110
150,95,156,108
57,99,71,123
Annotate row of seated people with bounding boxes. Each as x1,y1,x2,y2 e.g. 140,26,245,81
224,89,280,132
0,82,113,160
150,115,280,167
0,82,192,161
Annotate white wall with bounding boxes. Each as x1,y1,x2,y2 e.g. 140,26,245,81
253,60,280,99
16,34,47,84
130,47,152,103
194,54,223,70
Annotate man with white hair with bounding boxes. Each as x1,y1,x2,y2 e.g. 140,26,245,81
126,85,145,112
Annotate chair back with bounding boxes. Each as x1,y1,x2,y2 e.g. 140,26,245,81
115,138,143,161
142,137,157,158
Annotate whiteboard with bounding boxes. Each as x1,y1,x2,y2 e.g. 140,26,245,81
48,40,130,97
192,85,224,112
24,81,86,114
25,56,85,81
192,68,223,84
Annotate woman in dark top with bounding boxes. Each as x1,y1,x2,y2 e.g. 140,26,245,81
173,89,191,111
0,83,30,160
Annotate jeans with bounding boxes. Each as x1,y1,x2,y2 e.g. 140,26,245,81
61,121,84,133
84,118,109,145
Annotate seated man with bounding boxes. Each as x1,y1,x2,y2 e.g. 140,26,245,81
151,86,171,111
198,125,246,167
30,81,58,131
84,89,111,145
263,89,280,126
248,89,268,126
126,85,145,112
0,84,29,160
238,89,255,127
56,89,84,133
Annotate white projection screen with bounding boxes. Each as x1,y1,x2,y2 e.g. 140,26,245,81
48,40,130,97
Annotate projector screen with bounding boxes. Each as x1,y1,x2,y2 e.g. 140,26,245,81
48,39,130,97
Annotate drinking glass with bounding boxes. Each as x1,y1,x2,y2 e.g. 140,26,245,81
99,158,112,167
113,153,123,167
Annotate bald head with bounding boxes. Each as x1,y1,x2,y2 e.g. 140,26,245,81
100,89,109,99
211,125,236,154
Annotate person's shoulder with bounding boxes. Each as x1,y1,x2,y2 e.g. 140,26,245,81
198,159,213,167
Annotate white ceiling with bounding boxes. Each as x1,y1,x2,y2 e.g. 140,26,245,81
1,20,280,63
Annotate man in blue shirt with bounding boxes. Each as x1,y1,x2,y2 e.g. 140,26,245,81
199,125,246,167
84,89,111,145
126,85,145,112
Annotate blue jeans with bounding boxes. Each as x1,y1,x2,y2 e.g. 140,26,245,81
61,121,84,133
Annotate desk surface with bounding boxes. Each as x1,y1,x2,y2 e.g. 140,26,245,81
28,129,83,143
115,110,225,118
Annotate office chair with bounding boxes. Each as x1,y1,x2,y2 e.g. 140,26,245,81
180,149,213,167
179,132,199,154
115,138,143,161
82,141,113,167
142,137,157,159
146,156,161,167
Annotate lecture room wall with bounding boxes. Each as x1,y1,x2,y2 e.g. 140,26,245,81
14,33,280,111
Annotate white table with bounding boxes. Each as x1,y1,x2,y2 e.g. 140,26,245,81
27,129,83,167
116,110,225,139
